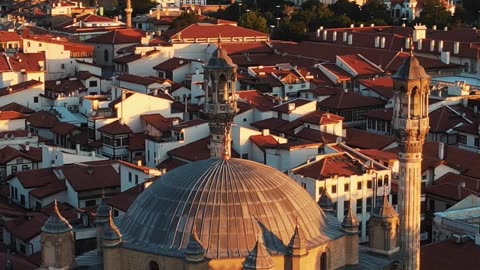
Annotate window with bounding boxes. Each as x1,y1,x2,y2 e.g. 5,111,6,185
344,183,349,192
475,138,479,147
149,261,159,270
85,199,96,207
11,166,17,173
318,186,324,195
61,64,65,69
356,198,362,214
377,178,383,187
22,165,29,171
357,182,362,190
19,244,26,255
39,43,42,47
458,134,467,144
135,175,139,185
331,185,337,194
104,49,109,62
366,197,373,212
27,42,30,47
367,180,372,189
343,200,350,215
34,96,38,103
89,80,98,87
320,252,327,270
384,175,389,186
128,172,132,183
301,183,307,189
241,153,248,159
429,199,435,212
20,194,25,206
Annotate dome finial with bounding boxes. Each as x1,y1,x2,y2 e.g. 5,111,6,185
318,182,334,213
341,198,359,234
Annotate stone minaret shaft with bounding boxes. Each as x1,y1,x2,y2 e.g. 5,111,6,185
204,44,238,158
125,0,133,28
391,51,430,270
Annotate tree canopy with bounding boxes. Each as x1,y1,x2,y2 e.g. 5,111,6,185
169,12,200,29
238,11,269,33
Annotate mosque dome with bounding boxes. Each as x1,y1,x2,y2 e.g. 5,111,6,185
120,158,343,259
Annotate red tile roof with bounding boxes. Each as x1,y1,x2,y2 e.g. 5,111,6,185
272,99,313,113
421,239,480,270
107,184,146,212
127,133,146,152
293,153,364,180
98,120,133,135
318,89,385,110
365,108,393,121
358,77,394,100
141,114,178,132
0,111,27,120
0,80,43,97
115,73,162,86
45,78,86,94
250,135,279,151
338,54,383,76
164,24,268,41
4,213,48,242
62,163,120,192
152,57,196,71
51,122,80,136
170,119,208,132
455,122,479,135
0,251,37,269
0,31,21,43
113,50,161,64
157,158,187,172
0,146,27,164
427,172,480,201
30,180,67,199
85,28,145,44
237,90,279,112
360,149,398,161
250,118,289,130
14,168,57,189
345,128,396,150
429,106,475,133
0,102,35,114
220,42,273,55
0,53,45,72
168,137,239,161
26,111,59,129
77,71,99,80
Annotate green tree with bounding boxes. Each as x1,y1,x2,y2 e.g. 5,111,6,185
273,19,308,42
169,12,200,29
360,0,392,25
415,0,452,28
461,0,480,26
132,0,156,16
238,11,268,33
329,0,361,22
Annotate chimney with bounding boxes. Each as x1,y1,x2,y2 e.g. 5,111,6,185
374,36,380,48
432,25,437,30
137,159,142,166
444,26,448,31
438,142,445,160
405,37,411,49
474,106,478,114
350,24,354,28
288,102,296,111
370,23,375,27
322,30,328,41
332,31,337,42
360,23,364,28
380,37,386,48
438,40,443,52
343,32,348,42
262,129,270,136
25,144,30,151
347,34,353,45
454,42,460,54
56,80,61,85
417,39,423,50
402,23,406,27
76,144,81,154
441,51,450,65
316,28,321,38
430,40,435,52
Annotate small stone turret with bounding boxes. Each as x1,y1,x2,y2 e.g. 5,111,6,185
318,184,335,214
242,231,275,270
341,200,359,266
95,196,110,254
103,210,122,247
40,201,75,269
368,191,400,255
288,221,307,256
184,222,205,263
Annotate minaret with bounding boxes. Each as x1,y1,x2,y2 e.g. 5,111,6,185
341,200,359,266
125,0,133,28
391,43,430,270
204,41,238,158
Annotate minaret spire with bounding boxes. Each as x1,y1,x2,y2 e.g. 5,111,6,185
391,48,430,270
125,0,133,28
204,43,238,159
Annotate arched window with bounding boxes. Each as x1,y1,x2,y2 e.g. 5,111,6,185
104,49,109,62
320,252,327,270
384,175,389,186
27,42,31,47
149,261,159,270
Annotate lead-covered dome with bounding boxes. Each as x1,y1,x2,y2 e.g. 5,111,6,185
120,158,343,259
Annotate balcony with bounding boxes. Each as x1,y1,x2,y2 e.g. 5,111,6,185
392,118,429,130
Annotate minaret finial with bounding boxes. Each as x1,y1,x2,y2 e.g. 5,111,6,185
409,35,414,56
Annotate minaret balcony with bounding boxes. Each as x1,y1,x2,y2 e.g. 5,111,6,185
392,117,429,131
